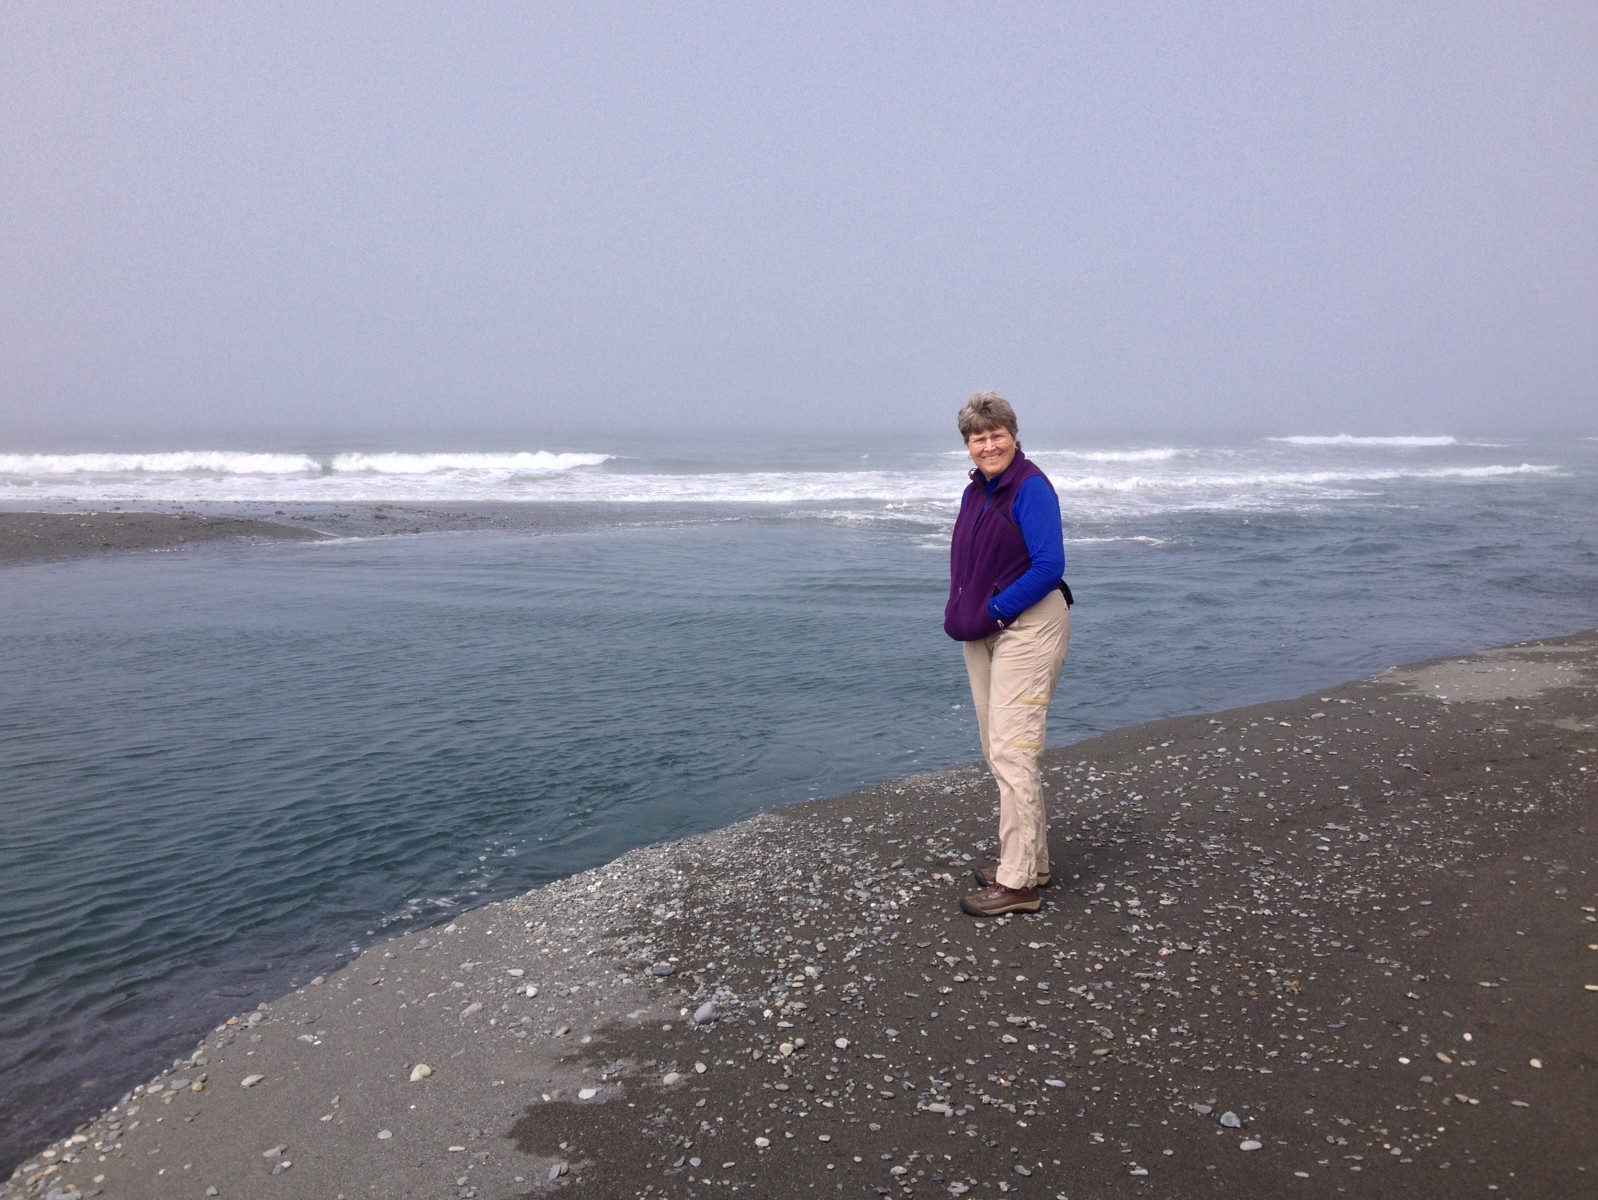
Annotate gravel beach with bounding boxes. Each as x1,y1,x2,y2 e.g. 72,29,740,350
5,629,1595,1200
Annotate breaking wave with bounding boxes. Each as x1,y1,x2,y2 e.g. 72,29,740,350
327,451,612,473
1269,435,1458,447
0,451,323,475
0,443,1560,519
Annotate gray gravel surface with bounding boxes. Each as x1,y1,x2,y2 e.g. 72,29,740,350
7,630,1595,1199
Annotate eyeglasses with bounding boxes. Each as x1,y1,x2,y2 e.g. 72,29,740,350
967,430,1013,448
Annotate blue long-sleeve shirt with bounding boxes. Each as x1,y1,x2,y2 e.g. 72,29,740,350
986,474,1066,623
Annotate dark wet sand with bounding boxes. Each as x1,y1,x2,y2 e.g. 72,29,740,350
0,512,325,563
5,631,1595,1200
0,501,792,565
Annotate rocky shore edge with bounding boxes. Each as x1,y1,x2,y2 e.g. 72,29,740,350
6,630,1596,1200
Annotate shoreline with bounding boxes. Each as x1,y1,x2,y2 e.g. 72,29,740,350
5,630,1596,1198
0,502,828,566
0,512,327,564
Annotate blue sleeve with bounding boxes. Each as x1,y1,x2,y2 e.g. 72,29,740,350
988,475,1066,622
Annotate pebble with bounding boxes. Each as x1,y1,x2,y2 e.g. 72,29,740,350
460,1001,482,1019
409,1064,432,1082
754,1137,770,1148
507,968,525,977
835,1037,850,1050
652,963,676,976
377,1130,393,1140
693,1001,718,1024
662,1072,683,1086
524,984,539,997
1529,1058,1543,1068
695,1061,707,1074
548,1162,568,1180
1220,1111,1242,1128
240,1074,264,1088
1239,1140,1263,1152
578,1087,599,1100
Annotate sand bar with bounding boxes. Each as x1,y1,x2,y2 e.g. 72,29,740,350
0,512,325,564
4,631,1595,1199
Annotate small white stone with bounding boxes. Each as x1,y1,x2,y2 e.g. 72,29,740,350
662,1072,683,1086
754,1137,770,1148
578,1087,599,1100
507,968,525,977
1239,1140,1263,1152
694,1062,707,1074
240,1074,264,1088
409,1064,432,1082
834,1037,849,1050
377,1129,393,1140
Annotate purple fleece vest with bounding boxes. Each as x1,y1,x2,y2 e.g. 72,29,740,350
944,450,1050,642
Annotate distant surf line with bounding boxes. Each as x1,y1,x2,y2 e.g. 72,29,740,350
1269,435,1456,447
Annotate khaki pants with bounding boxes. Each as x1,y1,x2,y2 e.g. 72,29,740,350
962,589,1070,890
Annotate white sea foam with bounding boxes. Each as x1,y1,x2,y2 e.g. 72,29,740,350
0,445,1558,517
1269,435,1457,447
328,451,612,473
1071,535,1167,545
1044,448,1185,463
1053,463,1551,493
0,451,323,474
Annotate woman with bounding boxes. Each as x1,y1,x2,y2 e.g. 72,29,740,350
944,392,1070,917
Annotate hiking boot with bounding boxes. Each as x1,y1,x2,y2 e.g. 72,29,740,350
959,883,1042,917
971,866,1052,890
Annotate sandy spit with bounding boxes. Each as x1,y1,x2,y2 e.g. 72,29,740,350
0,512,325,564
5,630,1595,1200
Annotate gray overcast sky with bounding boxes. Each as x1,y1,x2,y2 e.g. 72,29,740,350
2,2,1594,445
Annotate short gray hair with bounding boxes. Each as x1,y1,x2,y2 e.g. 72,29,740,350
957,391,1019,444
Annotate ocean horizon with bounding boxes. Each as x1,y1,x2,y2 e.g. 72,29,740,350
3,429,1596,1170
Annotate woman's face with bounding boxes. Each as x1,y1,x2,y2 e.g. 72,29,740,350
966,425,1017,479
